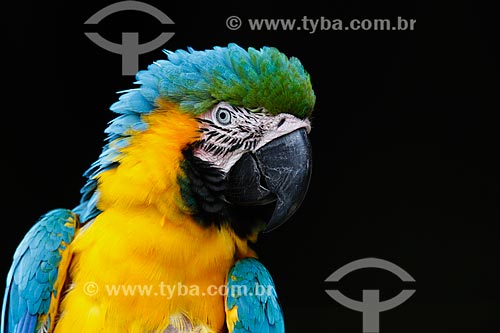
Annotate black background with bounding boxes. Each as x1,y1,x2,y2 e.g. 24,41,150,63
2,1,499,332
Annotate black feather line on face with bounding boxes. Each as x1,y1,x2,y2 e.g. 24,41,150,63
179,148,227,228
179,147,268,238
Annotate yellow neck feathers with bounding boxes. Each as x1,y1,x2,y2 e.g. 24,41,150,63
97,100,200,222
57,101,255,332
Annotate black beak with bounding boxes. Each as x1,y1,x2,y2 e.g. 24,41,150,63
224,128,312,232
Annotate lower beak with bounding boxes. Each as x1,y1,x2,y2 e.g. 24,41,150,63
225,128,312,232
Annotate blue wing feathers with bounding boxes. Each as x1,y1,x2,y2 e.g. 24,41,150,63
1,209,77,333
16,313,36,333
226,258,285,333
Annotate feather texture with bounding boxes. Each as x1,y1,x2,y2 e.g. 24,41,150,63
143,44,315,117
225,258,284,333
1,209,77,333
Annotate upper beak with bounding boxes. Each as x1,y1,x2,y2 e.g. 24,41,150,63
224,128,312,232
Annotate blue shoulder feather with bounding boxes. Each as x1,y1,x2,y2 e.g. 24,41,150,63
226,258,284,333
1,209,77,333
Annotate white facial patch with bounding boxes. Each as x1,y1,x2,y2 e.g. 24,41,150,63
193,102,311,173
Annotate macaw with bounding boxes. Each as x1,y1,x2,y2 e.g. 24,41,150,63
2,43,315,333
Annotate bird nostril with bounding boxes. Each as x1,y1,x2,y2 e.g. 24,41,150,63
277,118,286,128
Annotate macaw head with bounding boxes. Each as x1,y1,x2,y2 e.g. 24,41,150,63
75,43,315,239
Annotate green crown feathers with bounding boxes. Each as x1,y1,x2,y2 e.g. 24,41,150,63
136,43,316,118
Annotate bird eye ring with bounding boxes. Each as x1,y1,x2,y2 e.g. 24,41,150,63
215,107,232,125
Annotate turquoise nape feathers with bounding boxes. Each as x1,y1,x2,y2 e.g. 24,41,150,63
2,43,315,333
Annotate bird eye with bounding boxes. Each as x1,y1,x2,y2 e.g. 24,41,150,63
215,108,232,125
